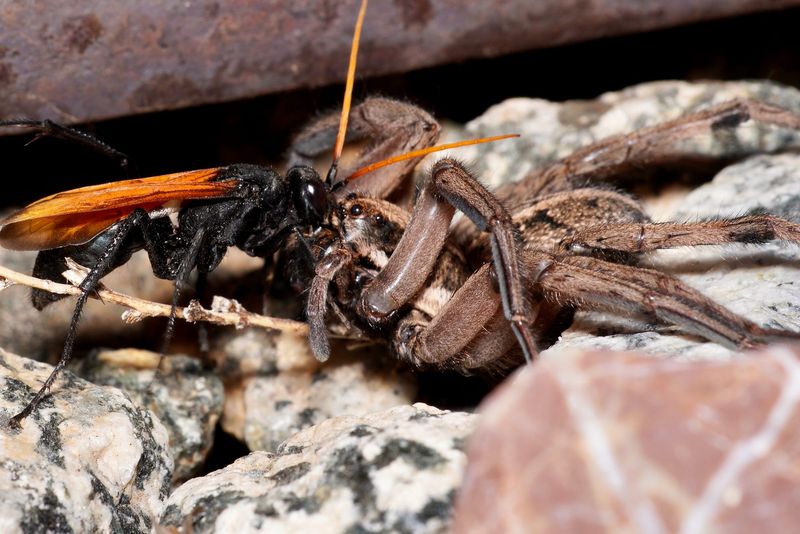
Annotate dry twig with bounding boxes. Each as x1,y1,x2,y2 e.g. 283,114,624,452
0,262,309,335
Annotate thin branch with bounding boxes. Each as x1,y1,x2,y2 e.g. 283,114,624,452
0,263,309,335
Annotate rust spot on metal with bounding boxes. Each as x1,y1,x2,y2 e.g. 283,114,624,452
1,0,798,124
0,63,15,87
205,2,221,18
62,14,103,54
129,74,204,111
395,0,433,28
313,2,340,25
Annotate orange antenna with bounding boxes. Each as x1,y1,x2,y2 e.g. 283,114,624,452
346,134,520,182
327,0,368,185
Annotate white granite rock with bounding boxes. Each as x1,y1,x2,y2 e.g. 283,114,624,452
0,348,172,533
160,403,476,533
74,348,224,483
213,329,417,452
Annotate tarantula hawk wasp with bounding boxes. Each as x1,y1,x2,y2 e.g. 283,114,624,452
0,0,517,427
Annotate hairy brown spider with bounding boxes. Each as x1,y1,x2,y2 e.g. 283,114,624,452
285,96,800,371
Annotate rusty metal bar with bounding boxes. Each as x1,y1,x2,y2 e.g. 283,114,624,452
0,0,798,124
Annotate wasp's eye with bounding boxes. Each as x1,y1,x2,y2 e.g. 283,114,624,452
288,166,328,226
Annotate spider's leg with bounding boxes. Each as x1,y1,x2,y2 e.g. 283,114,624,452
288,97,440,201
386,263,567,371
391,263,517,371
360,158,539,363
500,98,800,201
562,214,800,255
306,248,352,362
524,250,800,349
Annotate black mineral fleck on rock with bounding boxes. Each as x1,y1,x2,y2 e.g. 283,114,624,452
22,487,73,534
418,490,455,521
282,492,322,514
349,424,374,438
371,438,445,470
167,490,246,532
35,412,65,469
276,444,305,455
269,462,311,485
324,445,376,511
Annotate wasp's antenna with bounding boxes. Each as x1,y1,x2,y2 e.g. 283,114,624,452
345,134,520,182
326,0,368,187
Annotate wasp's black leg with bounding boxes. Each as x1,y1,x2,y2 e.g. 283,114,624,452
145,228,207,394
9,209,148,428
194,270,210,355
292,227,316,271
260,257,272,316
159,228,207,357
132,214,211,358
0,119,129,170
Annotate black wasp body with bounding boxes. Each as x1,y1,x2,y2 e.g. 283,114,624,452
28,164,328,309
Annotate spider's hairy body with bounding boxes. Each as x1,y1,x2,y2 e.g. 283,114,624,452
292,98,800,372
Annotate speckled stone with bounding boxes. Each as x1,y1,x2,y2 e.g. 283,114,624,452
0,348,172,533
73,348,224,483
213,329,417,452
160,403,475,533
454,345,800,533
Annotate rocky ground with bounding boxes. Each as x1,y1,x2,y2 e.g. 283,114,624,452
0,80,799,533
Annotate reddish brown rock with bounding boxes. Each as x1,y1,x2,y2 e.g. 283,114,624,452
453,345,800,533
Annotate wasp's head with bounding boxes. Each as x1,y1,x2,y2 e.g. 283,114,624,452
287,165,329,227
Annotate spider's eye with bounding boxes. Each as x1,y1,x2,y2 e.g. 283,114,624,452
373,214,384,225
350,204,363,217
354,271,373,290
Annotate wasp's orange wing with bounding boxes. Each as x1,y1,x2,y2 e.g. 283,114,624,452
0,168,238,250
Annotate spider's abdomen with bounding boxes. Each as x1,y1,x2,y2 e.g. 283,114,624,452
513,188,650,253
